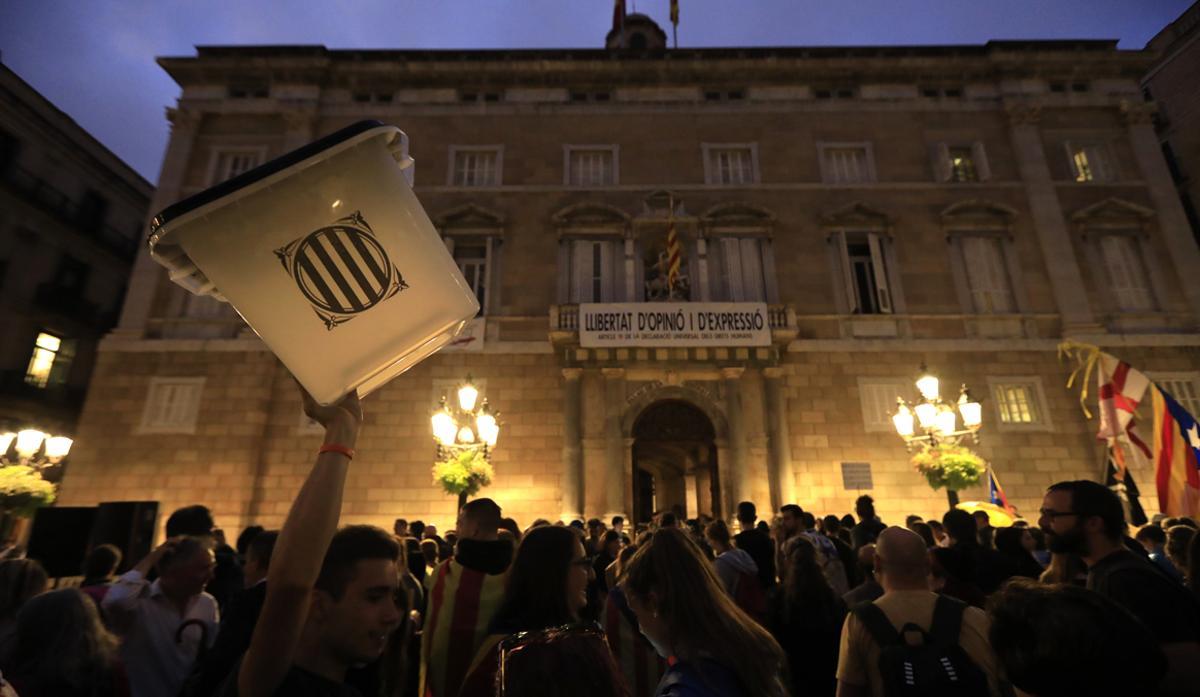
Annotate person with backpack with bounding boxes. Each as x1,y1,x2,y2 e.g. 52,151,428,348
835,526,1006,697
705,520,766,623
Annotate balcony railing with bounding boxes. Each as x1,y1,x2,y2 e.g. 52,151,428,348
33,283,113,330
2,166,140,259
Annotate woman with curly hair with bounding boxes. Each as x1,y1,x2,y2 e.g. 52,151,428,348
769,535,845,697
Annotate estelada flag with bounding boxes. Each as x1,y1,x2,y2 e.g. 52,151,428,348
1152,385,1200,518
988,467,1014,515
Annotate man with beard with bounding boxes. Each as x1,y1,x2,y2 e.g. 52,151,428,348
1039,480,1200,696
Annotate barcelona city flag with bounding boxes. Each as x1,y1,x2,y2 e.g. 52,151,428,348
1152,385,1200,517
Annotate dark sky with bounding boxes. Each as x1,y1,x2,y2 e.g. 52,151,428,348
1,0,1191,184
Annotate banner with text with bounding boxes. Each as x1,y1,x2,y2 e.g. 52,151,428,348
579,302,771,347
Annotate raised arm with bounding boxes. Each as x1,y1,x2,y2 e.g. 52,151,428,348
237,386,362,697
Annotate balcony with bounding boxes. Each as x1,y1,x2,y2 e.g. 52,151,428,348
32,283,114,331
1,166,139,260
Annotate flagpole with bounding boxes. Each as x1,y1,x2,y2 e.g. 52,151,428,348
673,24,678,49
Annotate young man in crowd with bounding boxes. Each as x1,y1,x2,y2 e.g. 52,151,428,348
1040,480,1200,696
835,527,1006,697
842,544,882,607
229,388,405,696
103,535,219,697
420,497,512,697
733,500,776,590
1135,523,1185,583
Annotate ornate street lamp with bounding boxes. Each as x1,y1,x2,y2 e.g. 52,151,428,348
892,365,984,507
430,377,500,509
1,429,73,469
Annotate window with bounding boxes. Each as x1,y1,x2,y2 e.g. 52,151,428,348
566,147,617,187
989,378,1051,430
936,143,991,183
54,255,90,293
0,128,19,172
228,84,269,99
703,145,758,185
352,92,393,104
834,231,892,314
815,87,856,99
1066,142,1114,182
704,89,745,102
210,148,263,185
961,236,1015,313
452,240,489,314
76,190,109,231
710,237,768,302
138,378,205,434
450,147,502,187
1099,235,1154,311
569,91,610,103
819,143,875,184
857,379,909,432
1152,375,1200,418
25,332,73,388
569,239,615,303
920,86,964,99
459,91,502,103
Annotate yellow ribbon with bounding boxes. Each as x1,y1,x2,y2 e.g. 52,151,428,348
1056,340,1103,420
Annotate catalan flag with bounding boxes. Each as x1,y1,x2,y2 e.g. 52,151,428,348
1152,385,1200,518
987,467,1013,515
419,559,508,697
666,219,681,293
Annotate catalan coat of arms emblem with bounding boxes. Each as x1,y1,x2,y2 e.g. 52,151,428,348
274,211,409,330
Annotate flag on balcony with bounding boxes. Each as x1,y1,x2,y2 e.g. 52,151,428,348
666,218,681,293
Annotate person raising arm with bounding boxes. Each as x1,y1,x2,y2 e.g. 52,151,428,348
233,387,403,697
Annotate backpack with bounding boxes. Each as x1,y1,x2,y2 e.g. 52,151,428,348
852,595,990,697
732,569,768,623
803,532,850,596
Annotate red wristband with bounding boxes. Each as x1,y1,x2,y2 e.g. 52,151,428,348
319,444,355,460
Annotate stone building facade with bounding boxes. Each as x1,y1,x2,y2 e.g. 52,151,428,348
0,63,151,440
59,18,1200,536
1143,0,1200,243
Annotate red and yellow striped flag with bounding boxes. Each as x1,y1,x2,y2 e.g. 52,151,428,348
666,219,681,292
604,588,665,695
420,559,508,697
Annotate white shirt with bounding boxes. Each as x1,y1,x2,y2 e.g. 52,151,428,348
102,569,219,697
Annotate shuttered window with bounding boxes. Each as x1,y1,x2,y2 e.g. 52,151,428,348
961,236,1015,313
138,378,205,434
1099,235,1154,311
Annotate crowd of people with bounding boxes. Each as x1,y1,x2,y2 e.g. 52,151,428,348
2,384,1200,696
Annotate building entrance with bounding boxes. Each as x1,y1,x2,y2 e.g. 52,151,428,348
631,399,719,524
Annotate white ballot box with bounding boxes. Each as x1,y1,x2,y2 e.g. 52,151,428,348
148,121,479,404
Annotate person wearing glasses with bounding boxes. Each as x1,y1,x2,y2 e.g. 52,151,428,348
458,525,626,696
1039,480,1200,697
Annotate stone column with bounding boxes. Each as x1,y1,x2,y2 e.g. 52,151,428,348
763,367,796,510
684,471,699,519
560,368,584,521
1005,100,1097,332
722,367,750,511
1121,100,1200,319
602,368,627,520
114,107,202,338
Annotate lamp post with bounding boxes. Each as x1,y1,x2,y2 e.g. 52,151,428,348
430,377,500,509
1,429,73,470
892,365,983,507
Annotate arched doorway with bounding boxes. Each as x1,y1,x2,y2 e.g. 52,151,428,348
631,400,719,524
